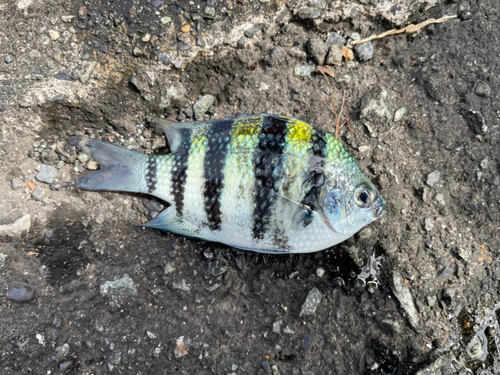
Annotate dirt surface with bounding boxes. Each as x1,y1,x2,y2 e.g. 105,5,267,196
1,0,499,374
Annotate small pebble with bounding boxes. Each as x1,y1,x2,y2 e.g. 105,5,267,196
80,61,97,84
394,107,406,122
299,287,323,316
302,334,312,350
32,186,45,201
48,30,60,41
342,47,354,61
244,27,260,38
100,274,138,296
11,178,23,190
424,218,433,231
261,360,272,373
307,37,328,65
426,171,441,187
181,24,191,33
204,6,215,19
193,94,215,119
54,72,72,80
474,81,491,98
5,55,13,64
142,33,151,43
7,285,35,303
160,16,172,25
36,164,58,184
294,64,314,77
325,45,343,65
325,32,345,48
316,267,325,277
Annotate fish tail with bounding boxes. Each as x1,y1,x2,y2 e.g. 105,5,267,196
69,136,151,194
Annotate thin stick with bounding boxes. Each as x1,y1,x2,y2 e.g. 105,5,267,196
351,15,457,46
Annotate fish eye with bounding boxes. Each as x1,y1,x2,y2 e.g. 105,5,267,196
354,185,374,207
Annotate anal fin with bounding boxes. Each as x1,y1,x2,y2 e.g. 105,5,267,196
141,206,202,239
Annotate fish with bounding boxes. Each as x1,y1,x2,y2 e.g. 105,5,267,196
69,114,385,254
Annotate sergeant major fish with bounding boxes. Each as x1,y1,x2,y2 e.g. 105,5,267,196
69,114,386,253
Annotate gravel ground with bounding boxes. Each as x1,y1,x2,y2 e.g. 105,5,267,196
1,0,499,374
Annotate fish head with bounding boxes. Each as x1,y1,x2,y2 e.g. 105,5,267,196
319,171,386,237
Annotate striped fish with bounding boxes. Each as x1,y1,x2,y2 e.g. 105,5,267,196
69,114,385,253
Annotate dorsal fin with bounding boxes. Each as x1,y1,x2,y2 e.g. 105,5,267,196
151,117,195,153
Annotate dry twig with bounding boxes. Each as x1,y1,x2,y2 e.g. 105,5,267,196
351,15,457,46
316,67,358,140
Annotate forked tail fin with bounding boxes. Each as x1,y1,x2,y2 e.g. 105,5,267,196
69,136,149,193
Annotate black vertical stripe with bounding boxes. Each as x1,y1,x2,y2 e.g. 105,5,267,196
171,129,191,217
252,116,289,240
146,155,157,193
203,120,233,231
311,129,327,157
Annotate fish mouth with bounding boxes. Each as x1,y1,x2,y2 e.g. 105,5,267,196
372,197,386,219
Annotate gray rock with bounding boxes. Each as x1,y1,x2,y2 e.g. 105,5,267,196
197,36,206,48
146,199,164,212
59,361,73,371
7,285,35,303
299,287,322,316
31,186,45,201
261,360,272,373
54,72,71,80
244,27,261,38
360,87,391,123
426,171,441,187
172,279,191,292
51,94,63,103
437,266,454,278
56,343,70,358
47,59,56,69
307,37,328,65
272,319,282,333
5,55,13,63
100,274,138,296
204,6,215,19
159,82,187,108
474,80,491,98
0,214,31,237
11,178,23,190
297,8,321,19
269,46,286,67
211,256,228,276
36,164,58,184
355,42,373,61
294,65,314,77
0,253,6,268
337,75,352,84
424,218,433,231
80,61,97,84
193,94,215,119
325,32,345,48
302,334,312,350
48,30,60,41
392,272,420,329
325,45,343,65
